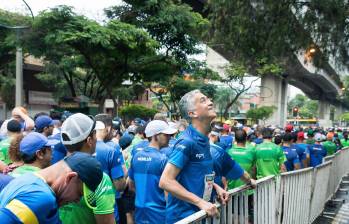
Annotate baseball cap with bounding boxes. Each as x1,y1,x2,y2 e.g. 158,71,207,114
119,134,133,149
285,124,293,132
297,131,305,139
61,113,96,145
64,152,102,192
20,132,59,156
224,120,232,125
145,120,177,137
35,115,55,130
314,133,322,141
7,119,22,132
95,121,105,130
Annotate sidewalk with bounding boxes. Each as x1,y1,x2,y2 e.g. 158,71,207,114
313,175,349,224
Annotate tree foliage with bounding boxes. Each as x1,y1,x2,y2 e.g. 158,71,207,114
246,106,276,124
120,104,158,121
287,94,318,118
208,0,349,73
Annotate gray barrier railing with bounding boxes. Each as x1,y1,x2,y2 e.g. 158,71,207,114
175,148,349,224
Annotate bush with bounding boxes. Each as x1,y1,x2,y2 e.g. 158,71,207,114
120,104,158,121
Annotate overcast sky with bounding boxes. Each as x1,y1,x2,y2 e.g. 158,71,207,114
0,0,122,21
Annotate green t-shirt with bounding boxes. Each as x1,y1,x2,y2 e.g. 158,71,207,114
322,141,337,156
227,145,256,190
9,164,41,177
341,139,349,148
306,138,315,145
59,173,115,224
0,138,12,165
255,141,286,179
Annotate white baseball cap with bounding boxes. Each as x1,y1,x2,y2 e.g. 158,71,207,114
145,120,177,137
61,113,96,145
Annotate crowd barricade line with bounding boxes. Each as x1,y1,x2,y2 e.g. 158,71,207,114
309,161,332,223
176,148,349,224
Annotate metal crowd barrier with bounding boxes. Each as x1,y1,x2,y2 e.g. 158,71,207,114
176,148,349,224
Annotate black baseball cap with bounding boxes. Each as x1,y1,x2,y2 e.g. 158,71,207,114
64,152,102,192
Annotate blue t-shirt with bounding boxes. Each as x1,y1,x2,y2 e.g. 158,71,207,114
95,140,124,220
293,143,308,167
49,132,67,164
106,141,125,200
308,143,327,167
219,135,233,150
129,147,167,224
131,140,150,157
254,138,264,145
0,173,59,224
282,146,301,171
166,125,214,223
210,143,244,187
0,174,13,193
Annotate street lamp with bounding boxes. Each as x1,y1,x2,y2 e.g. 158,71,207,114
0,24,30,106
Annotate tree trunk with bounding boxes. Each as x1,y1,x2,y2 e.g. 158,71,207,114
223,93,241,119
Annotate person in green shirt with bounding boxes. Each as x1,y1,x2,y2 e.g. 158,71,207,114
306,129,315,145
341,132,349,148
60,173,116,224
322,132,337,156
0,120,23,165
8,132,58,177
227,129,256,190
255,128,286,179
60,113,117,224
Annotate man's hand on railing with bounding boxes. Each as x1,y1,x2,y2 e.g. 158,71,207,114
213,183,229,205
249,179,257,189
195,199,219,217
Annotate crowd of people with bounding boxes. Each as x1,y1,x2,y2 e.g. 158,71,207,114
0,89,347,224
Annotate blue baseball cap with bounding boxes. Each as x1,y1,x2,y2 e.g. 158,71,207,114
20,132,59,155
35,115,55,130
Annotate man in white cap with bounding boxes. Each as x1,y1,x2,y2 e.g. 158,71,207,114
128,120,177,224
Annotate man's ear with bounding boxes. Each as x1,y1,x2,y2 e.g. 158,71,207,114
36,150,44,160
65,172,78,185
188,111,197,119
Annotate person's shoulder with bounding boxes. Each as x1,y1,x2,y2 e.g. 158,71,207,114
173,137,195,150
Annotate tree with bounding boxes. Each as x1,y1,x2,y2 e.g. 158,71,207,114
287,94,318,118
208,1,349,73
120,104,158,121
246,106,276,124
149,75,216,117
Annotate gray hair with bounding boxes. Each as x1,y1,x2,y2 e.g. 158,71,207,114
179,89,201,121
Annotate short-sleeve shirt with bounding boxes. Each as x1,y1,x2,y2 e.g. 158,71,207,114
322,141,337,156
308,143,327,167
9,165,41,178
293,143,308,166
59,173,115,224
129,147,167,224
0,174,13,193
255,141,286,179
0,138,11,165
210,143,244,187
341,139,349,148
227,145,256,189
166,125,214,223
219,135,233,150
0,173,59,224
95,140,124,220
281,146,300,171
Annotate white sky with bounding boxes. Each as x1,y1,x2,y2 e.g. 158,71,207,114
0,0,122,22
